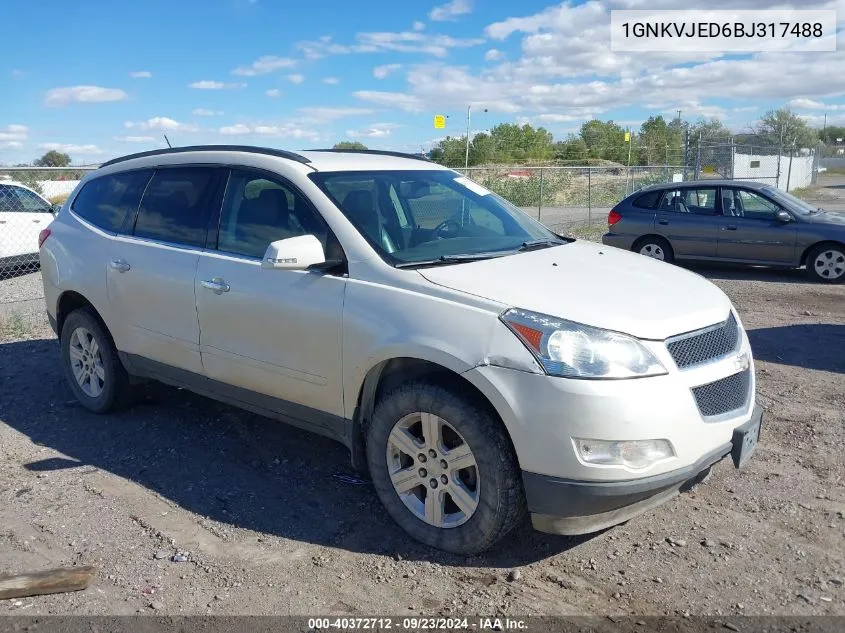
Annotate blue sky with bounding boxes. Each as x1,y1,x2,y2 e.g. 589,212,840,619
2,0,845,164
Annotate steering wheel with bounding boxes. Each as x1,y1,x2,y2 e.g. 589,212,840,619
433,218,461,239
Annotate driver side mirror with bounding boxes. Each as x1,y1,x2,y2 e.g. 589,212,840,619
261,234,326,271
775,210,792,223
50,203,62,216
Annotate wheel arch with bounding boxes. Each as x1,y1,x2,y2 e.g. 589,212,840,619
349,356,515,474
56,290,107,336
800,239,845,267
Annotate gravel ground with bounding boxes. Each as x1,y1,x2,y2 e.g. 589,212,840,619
0,261,843,618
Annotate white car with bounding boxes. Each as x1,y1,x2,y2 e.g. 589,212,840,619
39,146,763,554
0,180,57,270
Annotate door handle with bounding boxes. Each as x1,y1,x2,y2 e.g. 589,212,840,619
0,220,6,224
658,219,669,225
722,225,737,231
33,219,41,223
201,278,230,294
109,259,131,273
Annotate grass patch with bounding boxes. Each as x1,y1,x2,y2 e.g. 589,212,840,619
564,222,605,242
0,313,31,341
49,193,69,205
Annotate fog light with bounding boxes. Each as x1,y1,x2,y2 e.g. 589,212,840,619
573,438,675,470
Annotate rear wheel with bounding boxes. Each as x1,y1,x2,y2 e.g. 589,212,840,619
366,381,525,555
633,236,674,264
807,243,845,283
60,307,134,413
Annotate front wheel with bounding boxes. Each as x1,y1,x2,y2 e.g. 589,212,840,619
807,243,845,283
366,382,525,555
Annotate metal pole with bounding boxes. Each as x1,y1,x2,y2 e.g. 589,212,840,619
776,128,783,189
587,168,592,228
695,133,701,179
730,137,736,180
464,105,471,170
786,142,794,192
626,129,632,194
538,168,544,220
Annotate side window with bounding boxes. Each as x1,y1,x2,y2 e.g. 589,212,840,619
659,188,717,216
13,187,52,212
71,170,153,232
217,169,329,259
0,184,25,211
632,189,661,209
730,189,782,221
133,168,217,247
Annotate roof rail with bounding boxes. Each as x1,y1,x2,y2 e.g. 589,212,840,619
99,145,312,169
306,148,432,162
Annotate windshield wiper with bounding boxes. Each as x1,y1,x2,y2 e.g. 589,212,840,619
395,253,504,269
517,239,566,252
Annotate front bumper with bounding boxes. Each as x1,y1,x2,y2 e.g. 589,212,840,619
524,405,763,535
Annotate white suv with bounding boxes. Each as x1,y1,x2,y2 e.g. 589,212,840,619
39,146,763,554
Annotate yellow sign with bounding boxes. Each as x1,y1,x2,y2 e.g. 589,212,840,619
624,131,631,142
434,114,446,129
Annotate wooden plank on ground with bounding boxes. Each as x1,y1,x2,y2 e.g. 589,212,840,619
0,566,95,600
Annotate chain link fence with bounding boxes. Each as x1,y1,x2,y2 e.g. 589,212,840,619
456,165,688,235
0,154,820,323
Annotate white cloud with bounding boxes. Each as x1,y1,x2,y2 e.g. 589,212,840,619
429,0,473,22
129,71,152,78
0,124,28,142
124,117,198,132
232,55,296,76
373,63,402,79
45,85,128,106
11,69,26,78
192,108,224,116
0,141,23,149
266,89,282,98
413,21,426,31
297,107,375,122
286,74,305,84
322,77,340,85
219,124,251,135
113,135,156,142
38,143,103,155
354,90,424,113
218,122,320,141
298,31,483,59
189,80,247,90
789,98,845,111
347,123,400,139
484,49,504,61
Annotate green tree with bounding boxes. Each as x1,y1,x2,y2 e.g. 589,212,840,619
553,135,588,161
332,141,368,150
34,150,71,167
429,136,469,167
488,123,554,162
580,120,627,162
637,115,684,165
756,107,817,149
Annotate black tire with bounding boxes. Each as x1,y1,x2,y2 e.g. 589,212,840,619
806,243,845,283
60,307,134,413
366,381,525,555
633,236,674,264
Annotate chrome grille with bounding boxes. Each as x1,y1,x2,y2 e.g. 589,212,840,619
691,369,751,418
666,313,740,369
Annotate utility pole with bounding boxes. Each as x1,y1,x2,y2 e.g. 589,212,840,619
464,105,472,170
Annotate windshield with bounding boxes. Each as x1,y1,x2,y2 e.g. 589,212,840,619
309,169,564,266
761,186,819,216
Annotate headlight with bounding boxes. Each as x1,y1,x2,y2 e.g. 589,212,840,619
501,308,667,379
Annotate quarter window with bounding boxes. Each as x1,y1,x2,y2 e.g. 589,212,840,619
659,188,718,216
71,170,154,232
133,168,218,247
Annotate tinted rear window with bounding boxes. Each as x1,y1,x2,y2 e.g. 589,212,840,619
71,170,153,232
132,167,218,247
632,190,662,209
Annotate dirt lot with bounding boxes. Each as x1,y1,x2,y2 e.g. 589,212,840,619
0,263,843,618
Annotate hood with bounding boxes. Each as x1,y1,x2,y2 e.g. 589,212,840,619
418,241,733,340
802,210,845,227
